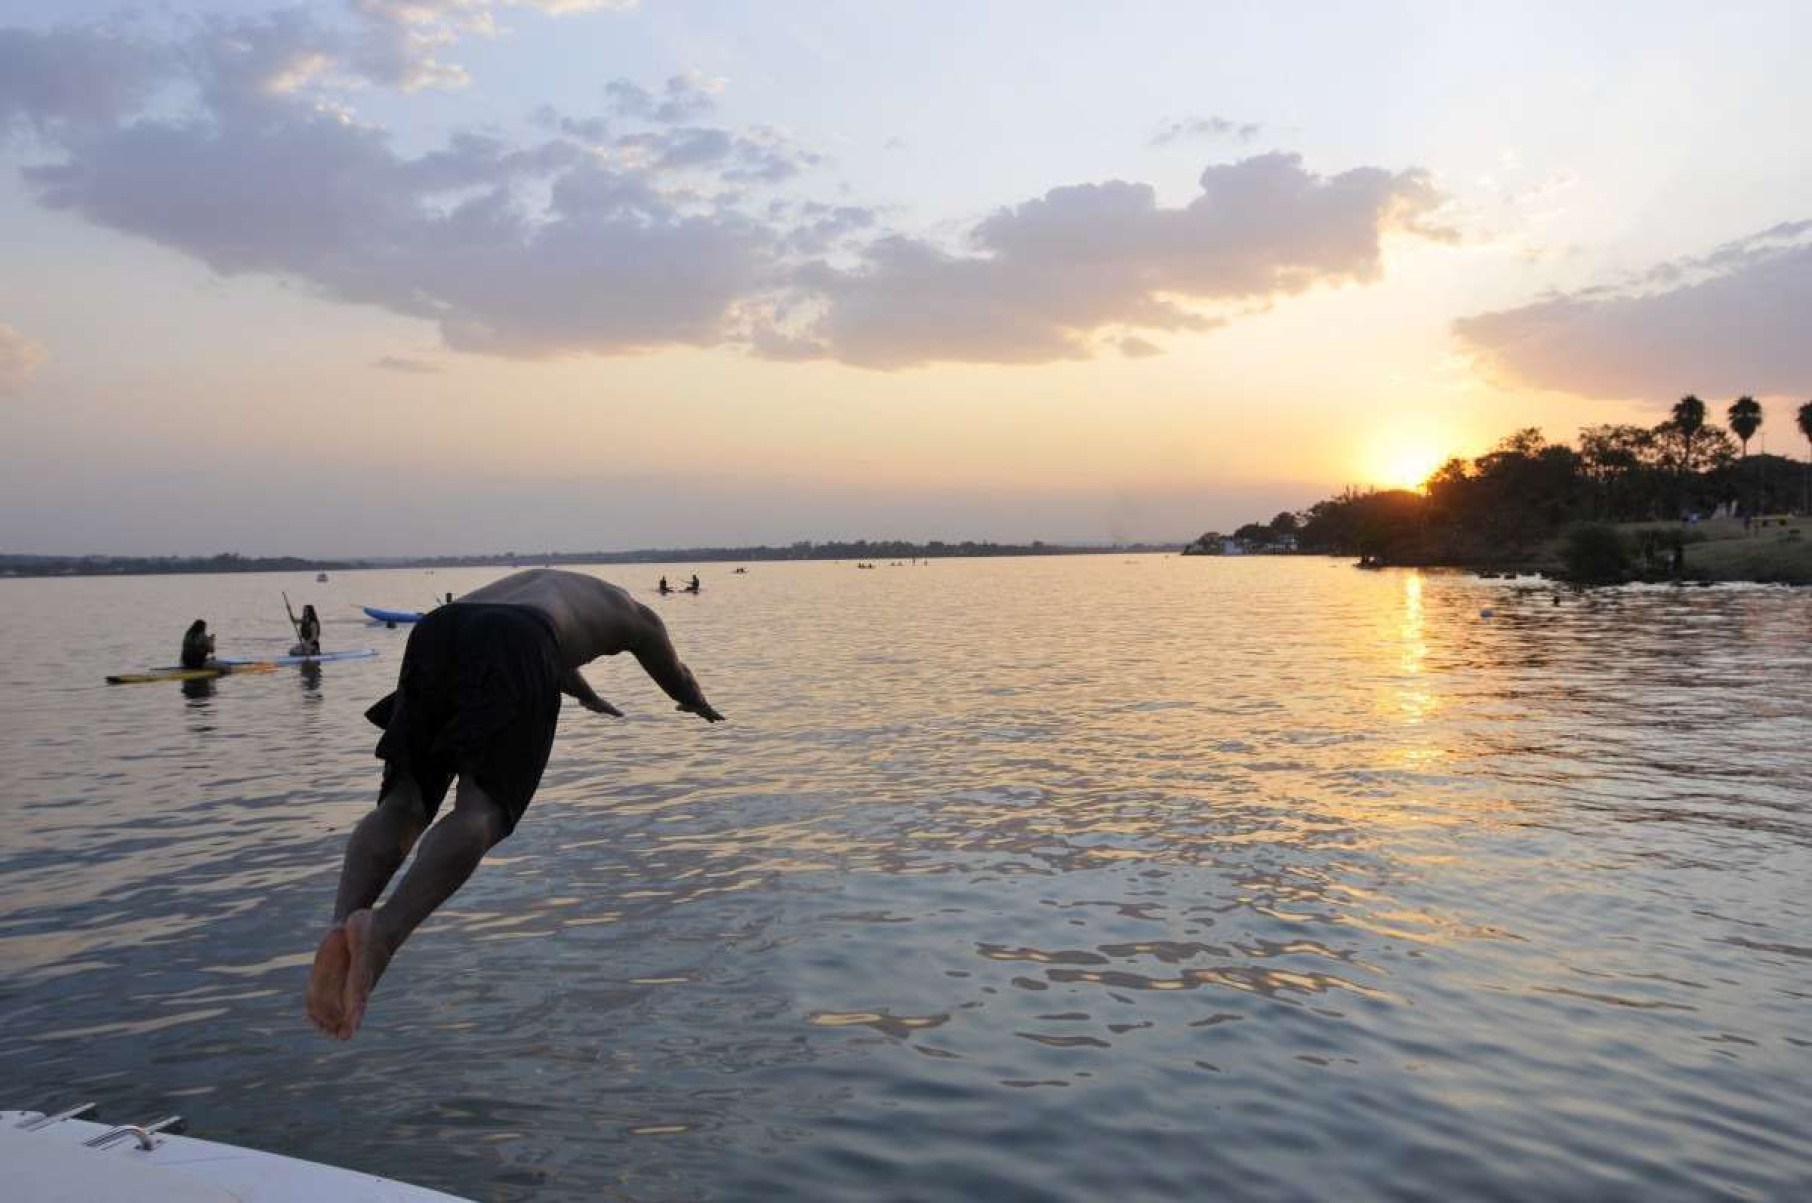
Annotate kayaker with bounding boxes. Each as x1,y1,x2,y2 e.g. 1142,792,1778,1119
180,619,216,669
305,568,724,1041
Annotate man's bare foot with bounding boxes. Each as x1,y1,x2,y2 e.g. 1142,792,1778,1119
305,925,349,1037
339,909,396,1041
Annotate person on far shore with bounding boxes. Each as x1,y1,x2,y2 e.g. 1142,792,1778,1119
181,619,216,669
292,604,322,657
304,568,724,1041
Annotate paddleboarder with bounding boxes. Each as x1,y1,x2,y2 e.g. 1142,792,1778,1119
180,619,216,669
292,604,322,657
305,568,724,1041
283,593,322,656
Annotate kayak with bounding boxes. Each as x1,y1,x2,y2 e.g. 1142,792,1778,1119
363,605,425,624
3,1105,471,1202
107,649,377,685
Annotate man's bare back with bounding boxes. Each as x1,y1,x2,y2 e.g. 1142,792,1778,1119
455,569,638,659
459,569,722,721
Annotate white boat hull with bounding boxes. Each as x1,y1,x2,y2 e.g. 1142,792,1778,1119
2,1110,473,1202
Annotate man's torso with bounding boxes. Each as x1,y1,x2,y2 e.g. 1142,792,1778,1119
453,569,641,665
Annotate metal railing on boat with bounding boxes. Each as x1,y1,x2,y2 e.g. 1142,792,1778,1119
14,1102,187,1150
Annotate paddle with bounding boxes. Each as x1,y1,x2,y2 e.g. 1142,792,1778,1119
282,591,303,640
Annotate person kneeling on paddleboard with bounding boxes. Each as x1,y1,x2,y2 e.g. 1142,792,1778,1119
181,619,216,669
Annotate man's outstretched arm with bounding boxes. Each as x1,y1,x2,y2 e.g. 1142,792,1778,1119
628,607,724,722
560,667,623,716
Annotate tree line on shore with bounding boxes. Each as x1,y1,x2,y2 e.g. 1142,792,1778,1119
1190,396,1812,568
0,539,1175,579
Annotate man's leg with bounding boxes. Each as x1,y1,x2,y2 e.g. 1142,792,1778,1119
305,775,430,1037
339,775,510,1040
333,775,431,922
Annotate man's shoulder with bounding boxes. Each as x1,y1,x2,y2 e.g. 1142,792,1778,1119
512,568,624,592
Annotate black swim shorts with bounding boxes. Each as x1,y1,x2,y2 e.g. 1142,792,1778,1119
364,603,564,835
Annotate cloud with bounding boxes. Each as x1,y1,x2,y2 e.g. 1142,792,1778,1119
7,10,784,359
612,122,820,184
374,354,441,373
349,0,636,91
776,201,877,255
0,322,46,391
2,13,1449,371
1454,221,1812,400
24,104,772,356
774,153,1452,369
0,25,174,129
1114,336,1163,358
1151,115,1262,147
618,125,734,170
605,74,722,123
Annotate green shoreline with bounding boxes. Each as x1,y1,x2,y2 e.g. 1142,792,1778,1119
1185,516,1812,584
1358,517,1811,585
1446,517,1812,585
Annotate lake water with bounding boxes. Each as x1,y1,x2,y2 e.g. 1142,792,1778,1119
2,557,1809,1201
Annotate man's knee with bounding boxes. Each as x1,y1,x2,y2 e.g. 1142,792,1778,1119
451,781,510,848
373,775,431,844
470,800,510,849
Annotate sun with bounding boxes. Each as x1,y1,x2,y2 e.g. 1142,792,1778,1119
1365,441,1448,492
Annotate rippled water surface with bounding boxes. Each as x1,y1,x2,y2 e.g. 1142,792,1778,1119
3,558,1810,1201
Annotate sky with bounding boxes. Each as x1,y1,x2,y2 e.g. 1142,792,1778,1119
2,0,1809,556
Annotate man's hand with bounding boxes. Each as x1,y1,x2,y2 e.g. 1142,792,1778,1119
562,667,622,717
677,699,725,723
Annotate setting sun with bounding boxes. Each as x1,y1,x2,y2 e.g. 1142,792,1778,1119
1363,441,1449,492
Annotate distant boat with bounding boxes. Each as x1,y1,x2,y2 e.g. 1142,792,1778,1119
315,572,329,582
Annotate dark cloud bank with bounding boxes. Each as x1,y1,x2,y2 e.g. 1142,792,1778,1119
3,5,1455,369
1455,221,1812,400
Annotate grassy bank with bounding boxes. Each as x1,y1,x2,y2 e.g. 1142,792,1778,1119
1526,516,1812,584
1661,517,1812,583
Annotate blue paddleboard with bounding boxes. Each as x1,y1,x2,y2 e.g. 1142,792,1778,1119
362,606,425,624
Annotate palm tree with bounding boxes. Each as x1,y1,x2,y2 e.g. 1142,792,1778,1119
1728,396,1761,456
1670,394,1707,516
1671,394,1706,450
1799,400,1812,514
1728,396,1762,518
